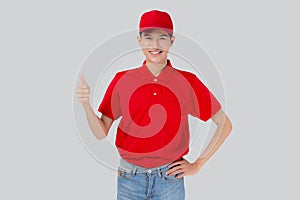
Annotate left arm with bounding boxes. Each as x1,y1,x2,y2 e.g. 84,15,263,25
166,109,233,178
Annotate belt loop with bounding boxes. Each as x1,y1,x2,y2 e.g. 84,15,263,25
132,166,137,176
157,168,162,177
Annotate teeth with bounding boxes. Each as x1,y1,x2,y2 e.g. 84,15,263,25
150,51,161,55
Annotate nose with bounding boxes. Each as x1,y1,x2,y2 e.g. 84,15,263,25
151,38,160,49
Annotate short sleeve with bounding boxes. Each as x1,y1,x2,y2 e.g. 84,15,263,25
98,73,122,120
189,74,222,121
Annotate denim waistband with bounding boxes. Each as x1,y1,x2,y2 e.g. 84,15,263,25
119,158,172,175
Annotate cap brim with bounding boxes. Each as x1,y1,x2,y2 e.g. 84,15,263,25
139,27,173,35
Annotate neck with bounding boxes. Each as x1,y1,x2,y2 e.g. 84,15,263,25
145,59,168,77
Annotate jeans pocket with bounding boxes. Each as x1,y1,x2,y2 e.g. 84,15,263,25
161,171,183,183
118,167,134,179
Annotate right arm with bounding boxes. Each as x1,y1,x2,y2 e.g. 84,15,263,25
82,104,113,140
77,74,113,140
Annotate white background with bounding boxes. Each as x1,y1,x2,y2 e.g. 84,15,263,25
1,0,299,199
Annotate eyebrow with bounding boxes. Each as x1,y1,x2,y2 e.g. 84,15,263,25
160,34,169,37
143,33,152,37
143,33,169,37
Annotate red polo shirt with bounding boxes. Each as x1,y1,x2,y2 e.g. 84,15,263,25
98,59,221,168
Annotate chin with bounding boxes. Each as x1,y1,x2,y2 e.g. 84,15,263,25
145,56,167,65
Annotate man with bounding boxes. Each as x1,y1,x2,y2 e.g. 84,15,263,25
77,9,232,200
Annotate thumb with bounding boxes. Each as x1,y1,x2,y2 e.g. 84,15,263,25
79,73,88,85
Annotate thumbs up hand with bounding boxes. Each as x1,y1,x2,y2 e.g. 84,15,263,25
77,74,90,105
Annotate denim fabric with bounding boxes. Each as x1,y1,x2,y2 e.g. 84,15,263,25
117,158,185,200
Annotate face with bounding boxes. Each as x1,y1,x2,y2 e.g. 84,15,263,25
137,28,175,66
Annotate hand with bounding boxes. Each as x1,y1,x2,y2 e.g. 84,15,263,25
76,74,90,105
166,158,203,178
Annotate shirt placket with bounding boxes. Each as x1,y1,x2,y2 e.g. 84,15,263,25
151,82,159,103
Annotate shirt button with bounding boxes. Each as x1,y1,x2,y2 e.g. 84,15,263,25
154,78,157,82
153,92,157,96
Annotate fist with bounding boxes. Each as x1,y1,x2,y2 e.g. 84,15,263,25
77,74,90,105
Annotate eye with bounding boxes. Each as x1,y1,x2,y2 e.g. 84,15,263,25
145,37,152,40
160,37,167,40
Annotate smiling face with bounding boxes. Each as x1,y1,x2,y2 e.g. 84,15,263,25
137,28,175,66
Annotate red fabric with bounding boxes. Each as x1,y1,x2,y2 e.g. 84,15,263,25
139,10,173,34
98,59,221,168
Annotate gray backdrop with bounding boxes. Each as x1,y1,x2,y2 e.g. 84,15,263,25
1,0,299,199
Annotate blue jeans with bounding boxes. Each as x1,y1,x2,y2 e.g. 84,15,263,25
117,158,185,200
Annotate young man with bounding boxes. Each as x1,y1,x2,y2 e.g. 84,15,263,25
77,10,232,200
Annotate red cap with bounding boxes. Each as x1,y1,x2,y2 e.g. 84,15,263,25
139,10,173,35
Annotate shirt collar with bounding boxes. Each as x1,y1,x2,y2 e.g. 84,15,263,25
139,59,174,83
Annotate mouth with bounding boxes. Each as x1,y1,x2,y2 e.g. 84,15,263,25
149,50,163,56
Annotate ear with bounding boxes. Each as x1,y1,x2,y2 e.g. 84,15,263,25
137,35,142,46
170,35,175,47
